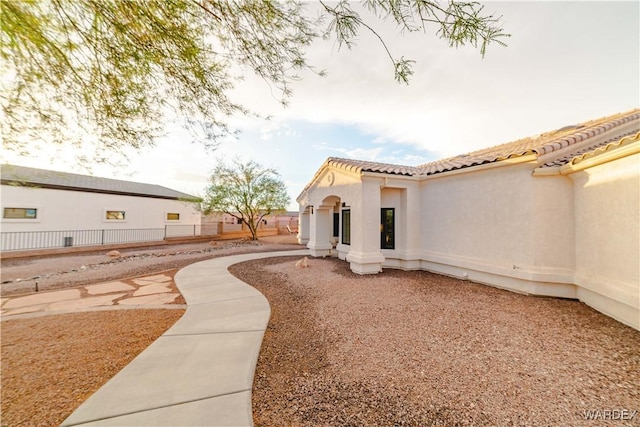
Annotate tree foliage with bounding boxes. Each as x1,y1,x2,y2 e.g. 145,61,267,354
201,159,290,240
1,0,509,162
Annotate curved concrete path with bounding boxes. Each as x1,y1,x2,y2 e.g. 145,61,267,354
62,249,308,427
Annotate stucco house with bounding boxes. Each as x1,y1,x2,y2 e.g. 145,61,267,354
297,109,640,330
200,210,299,237
1,165,201,250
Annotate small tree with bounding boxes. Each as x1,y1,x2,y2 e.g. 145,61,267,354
202,159,290,241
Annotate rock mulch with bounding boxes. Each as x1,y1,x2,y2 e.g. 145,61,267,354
229,256,640,427
1,239,300,296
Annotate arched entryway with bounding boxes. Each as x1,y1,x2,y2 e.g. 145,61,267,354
306,195,341,257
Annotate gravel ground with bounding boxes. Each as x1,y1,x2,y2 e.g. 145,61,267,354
229,256,640,427
2,241,639,427
1,236,301,296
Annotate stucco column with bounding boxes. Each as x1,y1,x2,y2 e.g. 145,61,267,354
297,209,310,245
346,177,385,274
402,183,422,266
307,204,333,257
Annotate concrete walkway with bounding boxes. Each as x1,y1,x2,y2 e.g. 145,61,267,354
61,249,307,427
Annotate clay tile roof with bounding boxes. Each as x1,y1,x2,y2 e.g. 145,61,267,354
416,109,640,176
543,130,640,168
326,157,418,176
299,109,639,200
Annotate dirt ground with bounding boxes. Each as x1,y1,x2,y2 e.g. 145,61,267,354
1,309,185,427
2,238,639,426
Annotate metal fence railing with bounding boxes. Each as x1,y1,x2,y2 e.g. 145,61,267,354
0,220,296,252
0,224,220,252
164,224,220,238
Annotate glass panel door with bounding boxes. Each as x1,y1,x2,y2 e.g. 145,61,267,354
381,208,394,249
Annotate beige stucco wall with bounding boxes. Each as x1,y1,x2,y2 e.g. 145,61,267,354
531,174,575,275
420,163,535,262
526,173,577,299
0,185,201,234
379,180,422,269
299,166,362,210
302,160,582,292
418,162,555,290
569,153,640,329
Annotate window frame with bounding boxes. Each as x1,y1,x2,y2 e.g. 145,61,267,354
341,209,351,245
3,207,38,220
380,207,395,250
104,210,126,221
166,212,181,221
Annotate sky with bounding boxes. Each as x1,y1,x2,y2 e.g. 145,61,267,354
2,1,639,211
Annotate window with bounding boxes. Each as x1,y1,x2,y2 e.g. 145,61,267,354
333,213,339,237
3,207,37,219
381,208,395,249
341,209,351,245
166,213,180,221
105,210,126,220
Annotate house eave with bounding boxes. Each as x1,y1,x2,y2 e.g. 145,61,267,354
0,180,200,202
532,140,640,176
361,171,421,181
419,154,539,181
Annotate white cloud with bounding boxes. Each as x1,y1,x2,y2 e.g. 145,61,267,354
229,1,639,160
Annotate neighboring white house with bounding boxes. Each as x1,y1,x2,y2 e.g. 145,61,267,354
297,109,640,330
201,211,299,234
1,165,202,250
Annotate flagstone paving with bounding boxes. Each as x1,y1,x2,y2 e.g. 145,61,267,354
86,282,135,295
0,272,183,319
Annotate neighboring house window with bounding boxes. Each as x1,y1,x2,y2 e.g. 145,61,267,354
166,213,180,221
342,209,351,245
333,213,339,237
381,208,395,250
3,208,37,219
105,210,126,220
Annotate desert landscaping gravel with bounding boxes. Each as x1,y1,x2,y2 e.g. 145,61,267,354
2,239,639,426
230,256,640,427
0,237,301,296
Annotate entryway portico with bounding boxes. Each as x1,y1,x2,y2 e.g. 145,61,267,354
297,160,387,274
